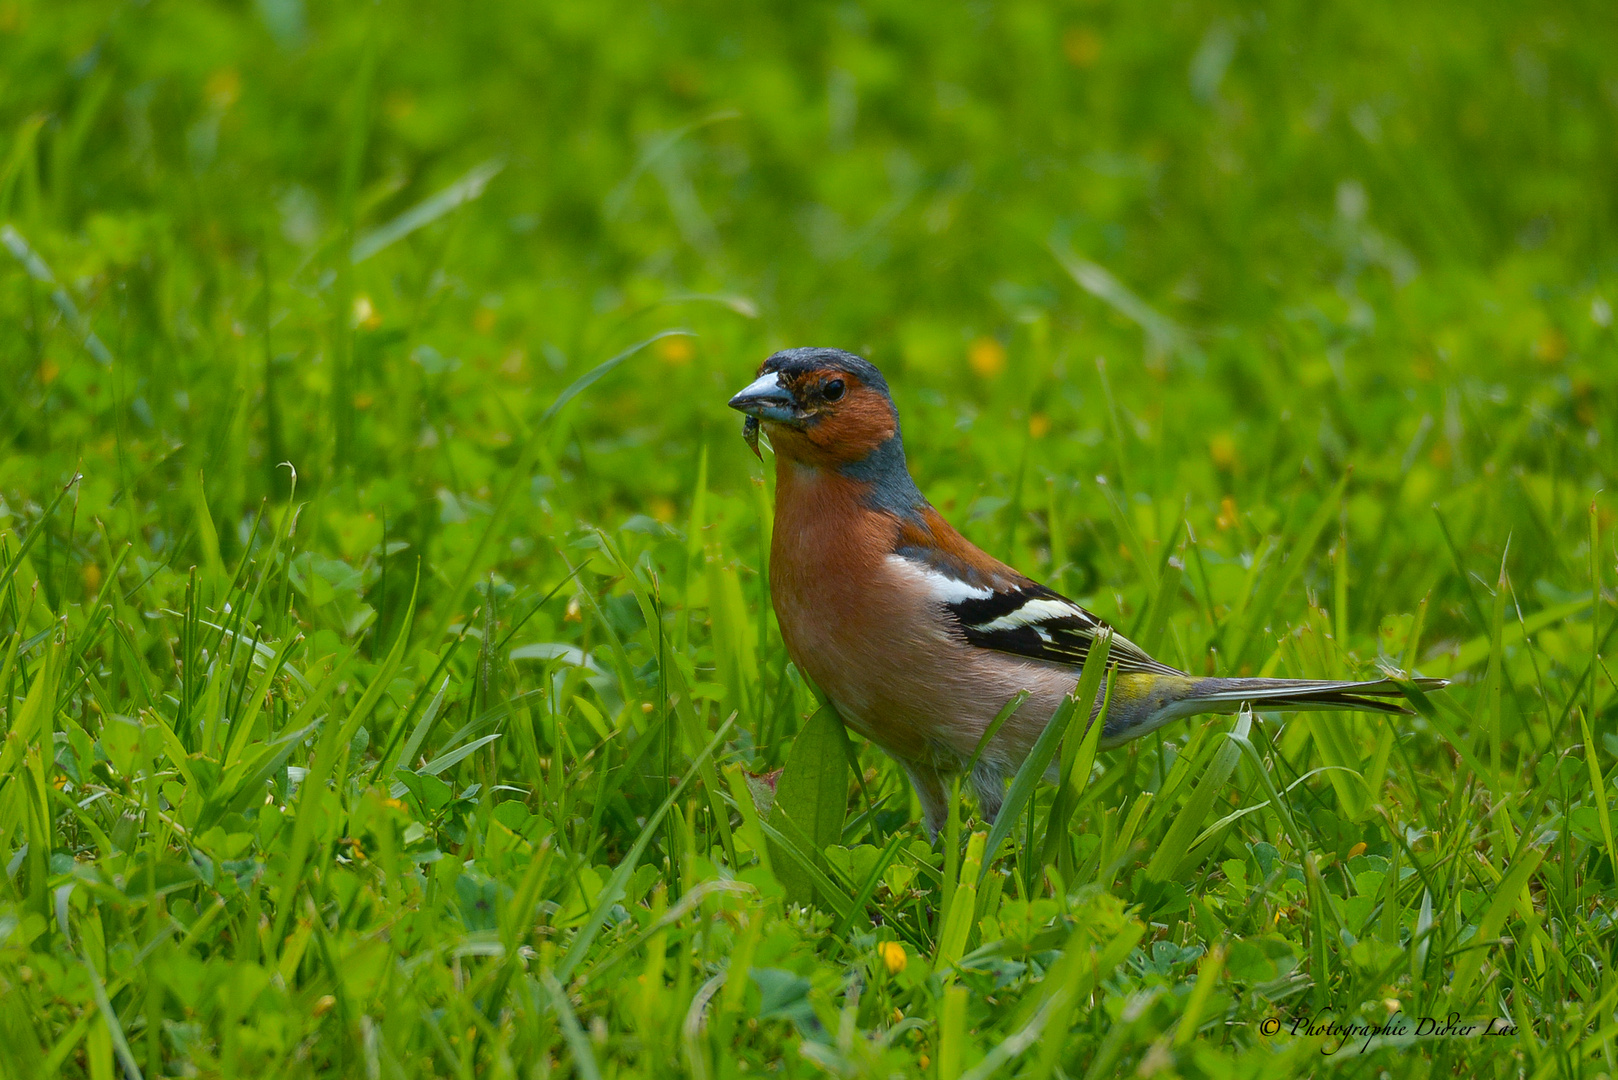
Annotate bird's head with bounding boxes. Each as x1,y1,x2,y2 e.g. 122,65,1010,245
727,348,901,470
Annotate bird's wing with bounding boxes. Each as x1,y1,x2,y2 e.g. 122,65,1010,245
887,551,1183,677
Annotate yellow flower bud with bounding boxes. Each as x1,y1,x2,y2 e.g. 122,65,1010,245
879,941,907,976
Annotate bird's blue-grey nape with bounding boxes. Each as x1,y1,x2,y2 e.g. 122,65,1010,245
841,432,926,518
761,347,893,399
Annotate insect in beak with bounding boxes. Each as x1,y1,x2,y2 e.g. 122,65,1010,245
743,415,761,458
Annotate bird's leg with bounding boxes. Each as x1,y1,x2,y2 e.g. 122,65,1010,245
898,759,951,842
968,759,1007,824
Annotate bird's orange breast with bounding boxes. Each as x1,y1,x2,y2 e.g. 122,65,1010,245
766,462,1077,768
768,464,913,740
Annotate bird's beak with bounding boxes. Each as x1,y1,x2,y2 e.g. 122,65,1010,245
730,372,800,459
727,372,798,423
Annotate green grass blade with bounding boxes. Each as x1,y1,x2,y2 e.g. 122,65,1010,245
766,705,849,906
965,690,1029,780
1578,709,1618,886
1226,472,1348,670
1146,709,1250,882
1447,843,1545,1008
553,716,735,982
538,972,603,1080
977,675,1090,889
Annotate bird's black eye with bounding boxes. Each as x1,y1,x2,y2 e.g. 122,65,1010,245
823,378,845,401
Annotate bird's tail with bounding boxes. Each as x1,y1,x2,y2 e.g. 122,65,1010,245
1181,675,1448,716
1098,673,1449,746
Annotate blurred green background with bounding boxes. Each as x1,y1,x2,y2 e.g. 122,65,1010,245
3,1,1617,1076
5,0,1613,574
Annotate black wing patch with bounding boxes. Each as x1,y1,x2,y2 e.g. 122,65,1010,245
945,581,1182,677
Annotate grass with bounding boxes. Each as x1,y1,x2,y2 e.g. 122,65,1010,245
2,0,1617,1075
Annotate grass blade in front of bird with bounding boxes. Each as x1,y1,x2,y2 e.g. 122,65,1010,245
1144,708,1251,883
1041,632,1115,872
978,668,1097,889
935,831,986,969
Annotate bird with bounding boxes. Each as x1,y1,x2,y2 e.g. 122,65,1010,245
729,346,1446,838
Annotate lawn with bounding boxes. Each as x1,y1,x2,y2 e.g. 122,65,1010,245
1,1,1616,1076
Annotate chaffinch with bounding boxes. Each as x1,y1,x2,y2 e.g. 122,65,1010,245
730,347,1444,837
